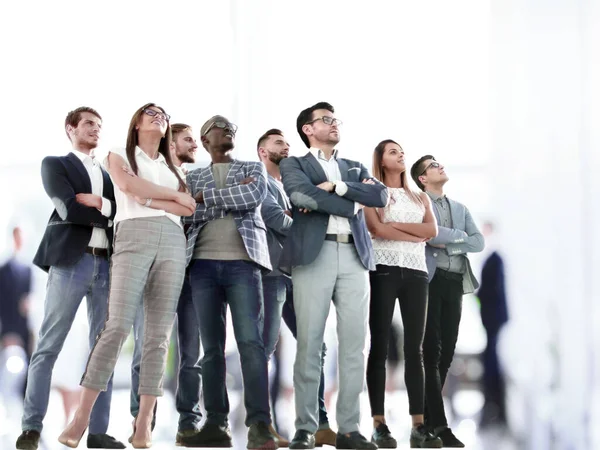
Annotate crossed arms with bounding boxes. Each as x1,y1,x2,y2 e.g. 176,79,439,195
279,157,388,218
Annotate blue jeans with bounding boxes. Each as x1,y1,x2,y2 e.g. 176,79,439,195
22,254,113,434
189,259,271,427
131,275,202,431
262,275,329,425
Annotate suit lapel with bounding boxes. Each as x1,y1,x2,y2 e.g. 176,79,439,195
66,152,92,193
101,167,111,196
305,152,328,183
337,158,349,181
202,166,216,190
226,160,243,186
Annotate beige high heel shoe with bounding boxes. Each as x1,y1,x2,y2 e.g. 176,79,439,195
131,416,152,449
58,422,88,448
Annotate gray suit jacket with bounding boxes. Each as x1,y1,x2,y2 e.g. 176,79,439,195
183,160,271,271
261,174,292,277
425,195,484,294
279,152,388,273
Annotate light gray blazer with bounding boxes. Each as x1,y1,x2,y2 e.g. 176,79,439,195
425,195,484,294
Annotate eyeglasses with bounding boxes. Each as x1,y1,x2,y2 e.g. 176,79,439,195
419,161,441,176
306,116,343,127
143,108,171,122
204,120,238,136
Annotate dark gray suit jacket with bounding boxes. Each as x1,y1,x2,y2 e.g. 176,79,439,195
279,152,388,273
261,174,293,277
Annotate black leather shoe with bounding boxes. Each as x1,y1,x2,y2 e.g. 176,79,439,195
179,423,233,447
16,430,41,450
410,425,442,448
372,423,397,448
336,431,377,449
289,430,315,449
87,433,126,449
435,428,464,448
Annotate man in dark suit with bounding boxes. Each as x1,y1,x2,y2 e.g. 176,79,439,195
0,226,32,393
280,102,388,450
477,222,508,428
257,128,337,448
181,115,275,449
16,107,125,450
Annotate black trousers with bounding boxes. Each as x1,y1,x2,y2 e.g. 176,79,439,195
367,264,429,416
423,269,464,427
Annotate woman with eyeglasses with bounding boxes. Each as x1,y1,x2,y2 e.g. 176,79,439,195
364,139,442,449
58,103,196,449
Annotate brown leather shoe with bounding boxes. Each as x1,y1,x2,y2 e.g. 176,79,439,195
269,424,290,447
315,427,337,447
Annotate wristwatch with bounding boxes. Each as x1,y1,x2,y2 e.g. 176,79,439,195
330,180,337,193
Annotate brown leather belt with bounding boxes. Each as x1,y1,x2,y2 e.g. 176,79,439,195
325,234,354,244
86,247,108,258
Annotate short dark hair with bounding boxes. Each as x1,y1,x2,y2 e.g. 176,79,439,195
296,102,334,148
171,123,192,141
410,154,435,191
65,106,102,140
256,128,284,156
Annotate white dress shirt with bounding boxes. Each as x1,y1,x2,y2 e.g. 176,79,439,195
105,146,182,227
71,149,111,249
309,147,357,235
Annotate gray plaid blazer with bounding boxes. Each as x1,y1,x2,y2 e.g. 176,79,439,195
183,160,271,271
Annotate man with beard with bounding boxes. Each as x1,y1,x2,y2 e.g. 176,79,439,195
257,129,337,448
130,123,203,446
280,102,388,449
181,116,276,449
16,107,124,450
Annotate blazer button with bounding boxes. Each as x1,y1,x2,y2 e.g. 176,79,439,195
433,253,438,257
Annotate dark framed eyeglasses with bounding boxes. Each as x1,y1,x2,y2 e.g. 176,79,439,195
143,108,170,122
204,120,238,136
419,161,440,176
306,116,343,127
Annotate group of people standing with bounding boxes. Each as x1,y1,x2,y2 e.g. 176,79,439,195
14,100,483,450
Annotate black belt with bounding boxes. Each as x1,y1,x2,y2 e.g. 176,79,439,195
86,247,108,258
435,269,463,282
325,234,354,244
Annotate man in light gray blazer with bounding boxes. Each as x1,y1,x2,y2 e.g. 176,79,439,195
281,102,388,450
411,155,485,448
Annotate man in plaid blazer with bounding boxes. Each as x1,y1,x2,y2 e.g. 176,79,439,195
181,115,276,449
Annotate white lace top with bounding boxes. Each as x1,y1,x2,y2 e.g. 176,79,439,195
372,188,427,272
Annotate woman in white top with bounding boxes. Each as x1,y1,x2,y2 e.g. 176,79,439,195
59,103,195,449
365,140,441,449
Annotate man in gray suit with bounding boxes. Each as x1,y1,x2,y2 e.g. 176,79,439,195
280,102,388,450
410,156,485,448
257,128,337,448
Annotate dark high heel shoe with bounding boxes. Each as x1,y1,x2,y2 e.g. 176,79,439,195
131,416,152,449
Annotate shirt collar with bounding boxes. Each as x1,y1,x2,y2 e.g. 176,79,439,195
135,146,166,163
427,191,446,202
310,147,338,161
72,149,95,163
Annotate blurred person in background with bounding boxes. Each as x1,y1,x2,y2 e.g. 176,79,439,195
0,226,32,396
365,139,441,449
477,221,509,428
130,123,203,446
257,128,337,447
15,107,125,450
59,103,195,449
411,156,485,448
280,102,388,450
182,115,275,449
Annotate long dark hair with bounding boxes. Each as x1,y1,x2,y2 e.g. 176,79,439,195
125,103,187,192
372,139,422,206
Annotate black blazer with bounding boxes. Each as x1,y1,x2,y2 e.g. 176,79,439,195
33,153,116,272
279,152,388,273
